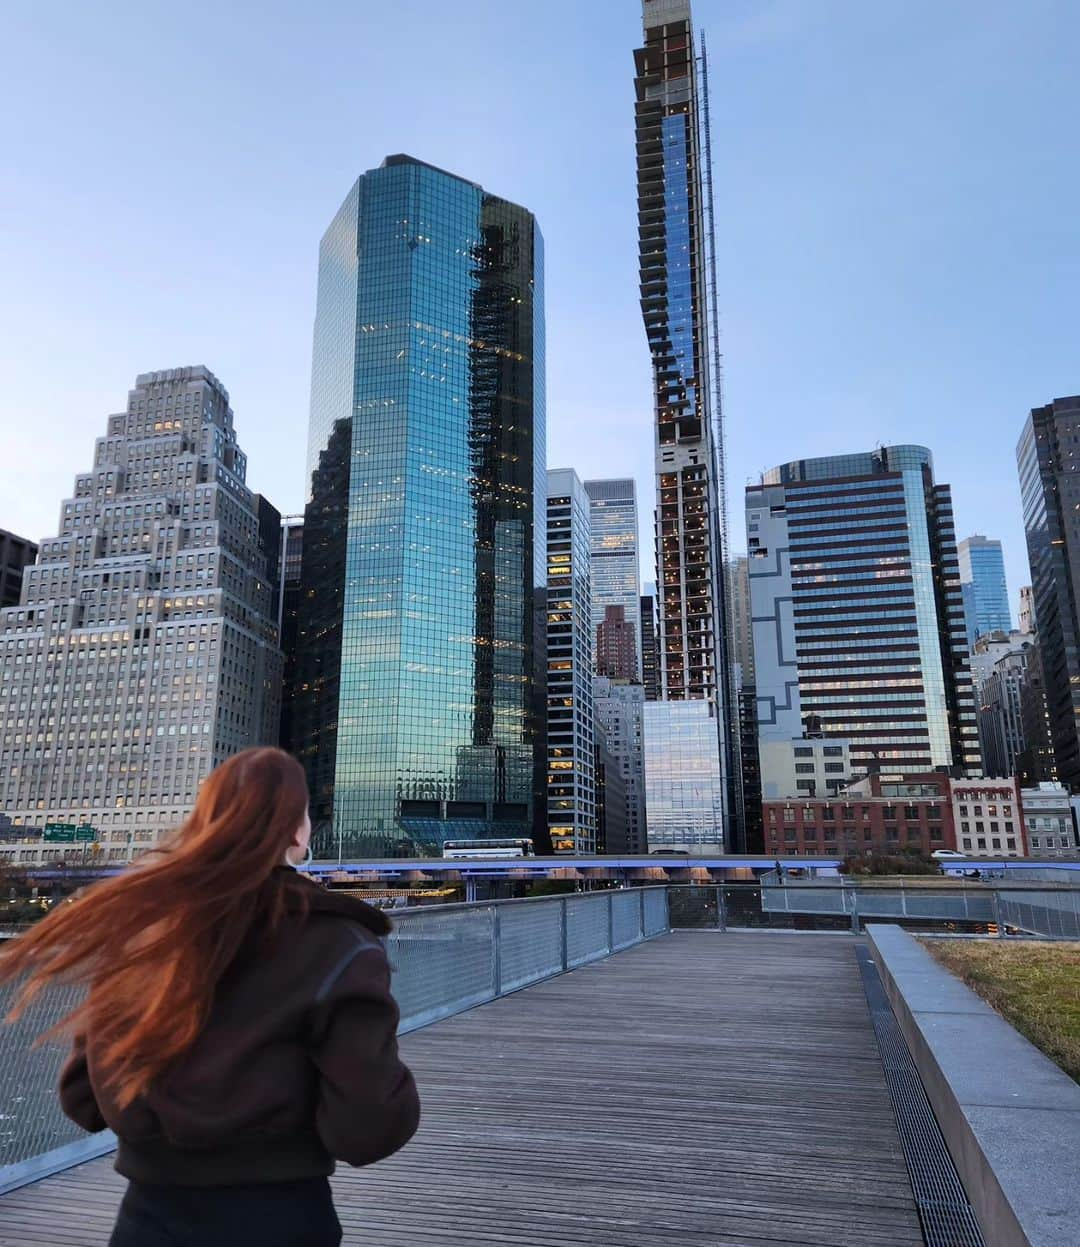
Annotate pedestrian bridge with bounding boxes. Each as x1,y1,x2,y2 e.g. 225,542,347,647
0,889,983,1245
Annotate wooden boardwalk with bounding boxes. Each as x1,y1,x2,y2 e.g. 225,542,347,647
0,932,923,1247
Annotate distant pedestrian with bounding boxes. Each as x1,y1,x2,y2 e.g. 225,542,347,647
0,747,419,1247
774,859,785,885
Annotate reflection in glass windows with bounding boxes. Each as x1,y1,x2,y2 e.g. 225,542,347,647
292,157,544,858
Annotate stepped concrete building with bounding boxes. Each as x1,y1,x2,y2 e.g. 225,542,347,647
0,367,282,867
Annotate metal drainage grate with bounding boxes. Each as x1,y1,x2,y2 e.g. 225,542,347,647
856,947,986,1247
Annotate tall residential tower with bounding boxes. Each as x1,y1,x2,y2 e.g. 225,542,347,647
292,156,545,858
634,0,738,839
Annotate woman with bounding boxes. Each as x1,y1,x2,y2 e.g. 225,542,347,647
0,747,420,1246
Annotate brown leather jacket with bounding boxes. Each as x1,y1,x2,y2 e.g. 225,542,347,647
59,872,420,1186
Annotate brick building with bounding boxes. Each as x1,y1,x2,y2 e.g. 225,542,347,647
763,773,954,859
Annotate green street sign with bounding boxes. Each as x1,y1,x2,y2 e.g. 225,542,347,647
44,822,96,843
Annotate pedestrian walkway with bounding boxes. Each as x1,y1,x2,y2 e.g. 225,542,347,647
0,932,923,1246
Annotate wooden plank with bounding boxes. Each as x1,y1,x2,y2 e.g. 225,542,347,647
0,933,924,1246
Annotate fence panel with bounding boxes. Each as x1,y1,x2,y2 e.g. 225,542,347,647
391,905,496,1033
497,901,564,993
1000,890,1080,940
0,981,115,1187
643,888,669,936
611,890,642,950
565,894,612,967
668,886,722,928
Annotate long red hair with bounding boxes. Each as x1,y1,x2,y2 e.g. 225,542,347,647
0,747,310,1106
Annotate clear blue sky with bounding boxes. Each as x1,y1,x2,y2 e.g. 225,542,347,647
3,0,1077,610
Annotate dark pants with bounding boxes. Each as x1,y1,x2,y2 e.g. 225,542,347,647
109,1176,342,1246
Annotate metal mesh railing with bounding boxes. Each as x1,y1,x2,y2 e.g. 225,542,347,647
565,893,614,967
667,884,852,931
0,888,668,1192
387,904,496,1031
611,889,643,949
996,888,1080,939
759,880,1080,938
0,979,116,1193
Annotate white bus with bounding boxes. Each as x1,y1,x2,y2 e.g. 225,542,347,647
442,838,535,860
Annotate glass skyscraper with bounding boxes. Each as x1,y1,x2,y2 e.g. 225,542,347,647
747,445,981,781
634,0,739,843
1017,396,1080,788
958,534,1012,646
584,478,641,679
643,701,725,853
292,156,545,858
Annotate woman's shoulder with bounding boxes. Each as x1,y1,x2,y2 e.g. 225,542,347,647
280,870,393,941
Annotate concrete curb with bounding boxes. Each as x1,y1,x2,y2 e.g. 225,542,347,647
865,924,1080,1247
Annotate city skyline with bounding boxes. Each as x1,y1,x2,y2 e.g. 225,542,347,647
4,2,1076,605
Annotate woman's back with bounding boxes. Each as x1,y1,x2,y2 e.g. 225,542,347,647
63,871,419,1187
1,748,420,1247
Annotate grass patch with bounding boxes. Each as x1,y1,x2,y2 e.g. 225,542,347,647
922,939,1080,1084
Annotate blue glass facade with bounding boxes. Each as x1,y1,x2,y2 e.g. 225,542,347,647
643,700,725,851
958,535,1012,646
293,157,544,858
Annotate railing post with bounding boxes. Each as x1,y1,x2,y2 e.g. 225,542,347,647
560,896,569,970
492,905,502,997
639,886,646,940
850,891,860,934
717,884,727,932
607,891,615,952
992,888,1006,938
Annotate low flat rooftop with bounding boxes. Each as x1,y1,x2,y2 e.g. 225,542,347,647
2,932,923,1246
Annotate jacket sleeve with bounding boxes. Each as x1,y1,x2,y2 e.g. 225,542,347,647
58,1035,108,1134
308,931,420,1167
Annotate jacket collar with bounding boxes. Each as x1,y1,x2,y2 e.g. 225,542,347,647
278,868,393,936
